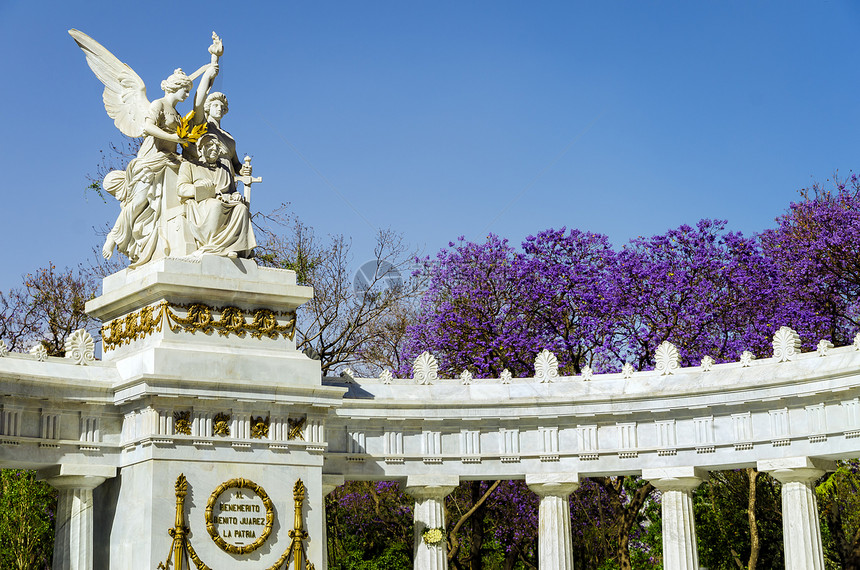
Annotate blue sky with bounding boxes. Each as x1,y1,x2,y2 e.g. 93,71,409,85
2,1,859,292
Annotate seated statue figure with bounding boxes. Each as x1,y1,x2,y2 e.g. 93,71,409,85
176,134,257,259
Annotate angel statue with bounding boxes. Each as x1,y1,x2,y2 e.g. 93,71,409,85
70,30,233,267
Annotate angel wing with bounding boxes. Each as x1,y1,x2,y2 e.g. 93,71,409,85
69,29,151,138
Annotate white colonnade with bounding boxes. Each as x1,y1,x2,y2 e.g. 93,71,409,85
395,459,830,570
3,281,859,570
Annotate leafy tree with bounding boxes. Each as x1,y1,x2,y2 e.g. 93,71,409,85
0,470,57,570
404,235,534,378
0,263,99,356
609,219,794,370
256,210,422,376
327,481,413,568
518,228,618,374
760,172,860,347
695,469,784,570
817,460,860,569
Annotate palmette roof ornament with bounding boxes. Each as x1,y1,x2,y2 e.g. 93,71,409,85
534,350,559,383
413,351,439,385
654,341,680,375
700,355,714,372
379,370,394,384
772,326,801,362
0,339,7,357
460,370,473,385
500,369,512,384
340,368,356,383
854,332,860,351
621,362,634,379
64,329,95,366
580,365,594,381
740,351,755,367
30,344,47,362
817,339,834,357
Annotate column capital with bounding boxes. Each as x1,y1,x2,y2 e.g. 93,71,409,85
38,463,116,490
643,466,708,492
757,457,836,484
526,473,580,497
322,474,344,497
405,475,459,500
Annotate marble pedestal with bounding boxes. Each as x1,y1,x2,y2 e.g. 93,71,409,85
82,257,345,569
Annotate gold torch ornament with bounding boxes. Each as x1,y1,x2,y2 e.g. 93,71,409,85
289,480,312,570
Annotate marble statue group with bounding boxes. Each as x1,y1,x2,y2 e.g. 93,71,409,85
70,30,258,268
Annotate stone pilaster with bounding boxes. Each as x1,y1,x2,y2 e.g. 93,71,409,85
642,467,707,570
758,457,836,570
320,475,345,570
40,465,115,570
405,475,459,570
526,474,580,570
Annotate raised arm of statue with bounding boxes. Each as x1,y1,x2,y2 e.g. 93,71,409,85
194,63,220,117
193,33,223,120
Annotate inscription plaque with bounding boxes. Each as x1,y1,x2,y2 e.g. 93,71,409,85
205,478,275,554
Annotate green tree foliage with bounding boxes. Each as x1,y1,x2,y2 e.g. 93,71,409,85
0,470,57,570
817,460,860,569
695,469,784,569
326,481,413,569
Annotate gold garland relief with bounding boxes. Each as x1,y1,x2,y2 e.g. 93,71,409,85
102,301,297,350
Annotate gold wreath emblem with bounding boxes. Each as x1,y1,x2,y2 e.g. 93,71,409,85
204,478,275,555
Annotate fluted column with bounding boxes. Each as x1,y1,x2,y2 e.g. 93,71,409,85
526,474,580,570
642,467,707,570
40,465,115,570
758,457,835,570
405,475,459,570
321,475,345,570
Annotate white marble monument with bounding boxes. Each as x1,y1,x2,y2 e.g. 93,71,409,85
2,28,860,570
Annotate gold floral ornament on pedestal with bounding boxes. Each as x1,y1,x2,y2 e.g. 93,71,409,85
174,411,192,435
251,416,270,439
213,413,230,437
176,110,207,149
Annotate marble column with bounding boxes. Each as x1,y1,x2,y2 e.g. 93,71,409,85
405,475,459,570
525,473,580,570
321,474,345,570
40,465,115,570
642,467,707,570
758,457,836,570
